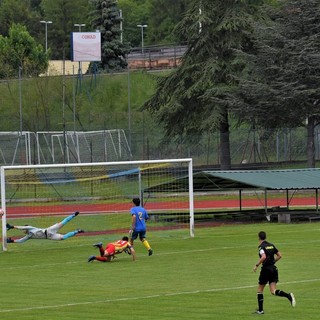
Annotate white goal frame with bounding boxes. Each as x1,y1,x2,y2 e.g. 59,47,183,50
1,158,194,251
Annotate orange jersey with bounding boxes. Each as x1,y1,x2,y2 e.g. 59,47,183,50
104,239,131,256
113,239,131,254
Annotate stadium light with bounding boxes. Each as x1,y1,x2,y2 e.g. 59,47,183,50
74,23,86,31
40,20,52,52
137,24,147,54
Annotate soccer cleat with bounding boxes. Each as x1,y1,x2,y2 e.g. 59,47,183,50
148,249,153,256
289,293,296,307
74,211,80,216
7,237,14,243
6,223,14,230
93,242,103,248
253,310,264,315
88,255,96,262
77,229,84,233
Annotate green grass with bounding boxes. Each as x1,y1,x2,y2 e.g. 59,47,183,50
5,213,180,234
0,222,319,319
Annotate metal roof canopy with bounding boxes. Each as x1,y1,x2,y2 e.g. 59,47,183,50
201,168,320,190
143,168,320,213
200,169,320,212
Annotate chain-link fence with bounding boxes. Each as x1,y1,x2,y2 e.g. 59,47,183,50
0,126,315,167
130,126,310,166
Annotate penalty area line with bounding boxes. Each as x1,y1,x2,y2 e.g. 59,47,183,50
1,278,320,313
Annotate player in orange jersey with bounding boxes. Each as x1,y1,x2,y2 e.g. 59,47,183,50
88,236,136,262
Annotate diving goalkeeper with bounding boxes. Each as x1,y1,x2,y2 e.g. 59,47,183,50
6,211,84,243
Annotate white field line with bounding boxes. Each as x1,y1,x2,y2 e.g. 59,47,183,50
0,278,319,313
1,237,320,267
1,234,319,313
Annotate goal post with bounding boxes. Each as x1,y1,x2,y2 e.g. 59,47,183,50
1,158,194,251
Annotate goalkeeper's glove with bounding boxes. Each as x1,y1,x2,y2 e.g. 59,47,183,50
6,223,14,230
7,237,14,243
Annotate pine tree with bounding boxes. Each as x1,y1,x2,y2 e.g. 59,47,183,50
239,0,320,167
90,0,129,72
143,0,265,169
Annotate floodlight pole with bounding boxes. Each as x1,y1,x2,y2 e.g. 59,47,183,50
19,66,22,133
72,65,76,133
137,24,147,54
40,20,52,52
62,49,67,164
127,56,131,149
199,6,202,33
74,24,86,77
119,10,123,43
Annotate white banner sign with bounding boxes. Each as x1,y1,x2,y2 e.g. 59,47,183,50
71,32,101,62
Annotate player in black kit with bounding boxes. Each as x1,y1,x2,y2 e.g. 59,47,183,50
252,231,296,314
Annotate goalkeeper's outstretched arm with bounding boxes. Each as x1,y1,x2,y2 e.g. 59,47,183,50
7,235,31,243
6,225,34,243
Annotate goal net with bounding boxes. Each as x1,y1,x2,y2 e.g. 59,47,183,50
0,130,132,166
37,130,132,164
1,159,194,251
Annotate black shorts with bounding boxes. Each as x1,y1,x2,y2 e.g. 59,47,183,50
131,230,146,241
259,265,279,285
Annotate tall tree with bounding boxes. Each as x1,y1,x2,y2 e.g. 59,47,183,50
41,0,92,60
90,0,129,72
0,23,48,79
238,0,320,167
143,0,266,169
0,0,34,36
147,0,192,45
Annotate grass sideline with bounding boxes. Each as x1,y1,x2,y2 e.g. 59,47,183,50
0,222,319,319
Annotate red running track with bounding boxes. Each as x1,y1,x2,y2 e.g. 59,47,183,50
4,197,318,217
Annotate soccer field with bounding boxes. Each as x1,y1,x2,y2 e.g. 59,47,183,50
0,221,319,320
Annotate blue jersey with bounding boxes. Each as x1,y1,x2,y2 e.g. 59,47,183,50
130,205,149,232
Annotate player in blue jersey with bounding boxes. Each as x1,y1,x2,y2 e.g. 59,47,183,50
129,197,153,256
252,231,296,314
